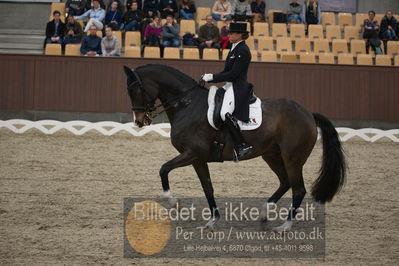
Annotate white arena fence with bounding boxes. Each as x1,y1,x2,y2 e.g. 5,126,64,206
0,119,398,143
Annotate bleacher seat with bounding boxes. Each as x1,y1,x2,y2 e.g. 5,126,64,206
294,38,311,54
344,26,360,40
143,46,160,58
179,20,196,36
125,31,141,47
318,53,335,64
357,54,373,65
290,24,305,38
322,12,336,28
261,51,277,62
163,47,180,59
246,36,255,50
313,39,330,54
51,2,66,16
45,43,62,55
257,36,274,52
355,13,368,29
375,14,384,24
113,31,122,48
216,21,225,31
196,7,211,22
253,22,269,37
183,48,200,59
222,49,230,60
125,46,141,58
250,50,258,62
338,13,353,29
197,20,207,28
375,55,392,66
276,37,292,53
337,53,354,65
267,10,282,24
394,55,399,66
387,41,399,56
332,39,349,54
280,52,297,63
272,23,287,38
65,44,81,56
300,53,316,63
308,25,324,39
326,25,342,40
203,48,219,60
350,40,366,55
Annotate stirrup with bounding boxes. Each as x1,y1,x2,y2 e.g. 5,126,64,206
233,144,253,162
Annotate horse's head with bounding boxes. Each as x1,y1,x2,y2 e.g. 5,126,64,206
123,66,159,127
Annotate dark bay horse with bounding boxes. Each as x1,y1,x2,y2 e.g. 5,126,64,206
123,64,346,231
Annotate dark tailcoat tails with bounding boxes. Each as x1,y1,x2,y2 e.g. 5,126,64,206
211,41,251,122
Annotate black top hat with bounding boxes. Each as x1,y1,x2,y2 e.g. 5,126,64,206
228,22,248,33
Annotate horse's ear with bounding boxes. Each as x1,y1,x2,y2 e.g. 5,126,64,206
123,66,134,78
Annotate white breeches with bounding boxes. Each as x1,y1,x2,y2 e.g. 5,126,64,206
220,82,235,121
84,18,104,32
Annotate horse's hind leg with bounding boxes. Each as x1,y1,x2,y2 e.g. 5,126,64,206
273,161,307,232
260,154,291,221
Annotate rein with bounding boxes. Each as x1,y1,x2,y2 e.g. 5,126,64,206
127,69,206,121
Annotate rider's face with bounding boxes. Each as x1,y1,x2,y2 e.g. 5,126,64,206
228,32,242,43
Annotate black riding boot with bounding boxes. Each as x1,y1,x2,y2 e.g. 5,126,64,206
224,113,253,162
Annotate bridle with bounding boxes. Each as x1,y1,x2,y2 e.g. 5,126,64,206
127,69,204,124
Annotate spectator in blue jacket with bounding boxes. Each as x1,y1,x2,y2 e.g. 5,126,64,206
80,25,102,55
104,1,123,30
74,0,106,32
162,15,180,47
159,0,178,19
179,0,196,20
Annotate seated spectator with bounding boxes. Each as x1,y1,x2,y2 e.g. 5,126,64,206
74,0,106,32
363,10,383,54
219,17,232,49
85,0,106,11
380,10,398,41
126,0,142,11
144,16,163,46
162,15,180,47
62,15,84,46
198,15,220,57
66,0,86,16
143,0,159,18
45,11,66,45
101,26,120,56
250,0,265,22
179,0,196,20
80,25,102,55
212,0,232,21
287,0,302,24
301,0,320,26
159,0,178,19
232,0,252,22
104,1,123,30
122,1,142,32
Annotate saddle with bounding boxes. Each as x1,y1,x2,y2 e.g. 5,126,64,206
208,84,262,130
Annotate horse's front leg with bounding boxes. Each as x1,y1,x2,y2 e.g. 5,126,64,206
160,151,196,207
192,160,220,230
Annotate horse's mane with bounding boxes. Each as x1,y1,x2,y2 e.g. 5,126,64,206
136,64,197,84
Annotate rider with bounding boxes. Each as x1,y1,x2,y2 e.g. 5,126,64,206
201,22,253,162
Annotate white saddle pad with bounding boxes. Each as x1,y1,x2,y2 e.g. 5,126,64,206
207,86,262,131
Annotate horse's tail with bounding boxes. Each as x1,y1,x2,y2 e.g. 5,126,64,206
311,113,346,203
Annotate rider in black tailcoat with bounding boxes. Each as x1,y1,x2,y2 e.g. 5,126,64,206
201,22,253,161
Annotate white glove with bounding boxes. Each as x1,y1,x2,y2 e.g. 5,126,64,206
202,73,213,82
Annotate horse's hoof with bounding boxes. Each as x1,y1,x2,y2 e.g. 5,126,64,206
169,197,180,209
272,220,293,233
203,226,214,233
